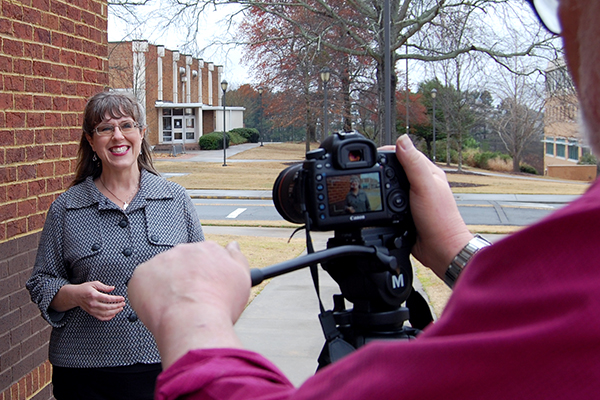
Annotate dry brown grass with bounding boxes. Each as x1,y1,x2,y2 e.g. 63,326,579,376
207,233,307,303
153,142,589,312
154,142,590,195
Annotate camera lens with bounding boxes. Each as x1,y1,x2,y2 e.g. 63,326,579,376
272,163,305,224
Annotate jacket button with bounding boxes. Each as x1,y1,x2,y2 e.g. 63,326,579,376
127,312,138,322
119,219,128,228
91,243,101,251
150,235,159,242
123,248,133,257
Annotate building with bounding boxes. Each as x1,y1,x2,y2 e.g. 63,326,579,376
1,1,110,399
543,58,596,181
108,40,244,150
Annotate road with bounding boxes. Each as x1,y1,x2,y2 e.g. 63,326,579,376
192,194,578,226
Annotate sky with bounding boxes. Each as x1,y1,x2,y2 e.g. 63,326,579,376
107,2,252,87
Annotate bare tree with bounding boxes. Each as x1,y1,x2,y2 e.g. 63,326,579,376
489,56,546,172
109,0,560,144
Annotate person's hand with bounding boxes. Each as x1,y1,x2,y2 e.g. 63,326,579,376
50,281,126,321
128,241,251,368
393,135,474,279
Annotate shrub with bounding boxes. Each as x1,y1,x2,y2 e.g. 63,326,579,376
487,157,512,172
199,131,230,150
579,153,598,165
227,130,247,145
519,163,538,175
230,128,260,143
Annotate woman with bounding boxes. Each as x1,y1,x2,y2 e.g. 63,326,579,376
26,91,204,399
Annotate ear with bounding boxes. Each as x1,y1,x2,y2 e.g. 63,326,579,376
140,127,146,141
86,134,96,152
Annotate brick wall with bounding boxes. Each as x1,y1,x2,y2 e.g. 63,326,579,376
0,1,108,399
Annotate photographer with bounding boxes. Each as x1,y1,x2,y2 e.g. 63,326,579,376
129,1,600,398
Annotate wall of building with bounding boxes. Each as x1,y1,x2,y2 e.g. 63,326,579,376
0,1,108,399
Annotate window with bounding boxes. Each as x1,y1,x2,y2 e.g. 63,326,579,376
546,142,554,155
568,139,579,161
556,138,566,158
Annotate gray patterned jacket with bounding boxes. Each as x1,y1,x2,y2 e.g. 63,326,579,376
26,169,204,368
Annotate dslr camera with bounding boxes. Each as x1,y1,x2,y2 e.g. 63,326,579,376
273,131,412,231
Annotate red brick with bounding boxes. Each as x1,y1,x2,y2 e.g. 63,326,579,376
27,180,44,196
35,129,52,144
31,0,50,12
0,93,12,109
33,95,51,111
2,2,23,20
43,78,60,94
23,7,42,25
60,49,76,65
36,162,53,178
0,167,17,184
0,17,12,35
62,81,77,95
13,58,33,75
27,113,45,128
14,129,34,146
0,113,5,129
14,94,32,111
42,10,58,30
62,112,78,127
2,38,24,57
28,213,45,231
0,203,17,223
24,77,43,93
43,45,60,63
38,195,53,211
6,217,26,238
62,143,78,158
59,17,74,34
33,27,51,44
5,147,25,164
26,145,44,162
3,76,24,92
0,55,12,73
67,66,82,81
52,96,67,111
12,21,33,41
32,60,51,76
44,144,60,159
7,183,27,200
17,199,36,218
66,3,81,21
43,113,60,127
17,165,36,181
5,112,25,128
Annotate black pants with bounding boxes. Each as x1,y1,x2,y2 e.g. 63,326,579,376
52,363,162,400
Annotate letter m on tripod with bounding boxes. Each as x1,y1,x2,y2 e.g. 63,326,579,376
392,274,404,289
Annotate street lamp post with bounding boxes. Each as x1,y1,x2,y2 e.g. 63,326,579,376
258,87,264,146
320,67,331,141
431,88,437,163
221,80,228,167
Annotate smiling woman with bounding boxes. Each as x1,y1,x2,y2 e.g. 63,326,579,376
26,91,205,400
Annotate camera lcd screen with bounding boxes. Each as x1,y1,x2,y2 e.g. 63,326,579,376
326,172,383,216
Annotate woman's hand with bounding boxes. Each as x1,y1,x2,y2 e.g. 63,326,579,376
50,281,126,321
393,135,474,279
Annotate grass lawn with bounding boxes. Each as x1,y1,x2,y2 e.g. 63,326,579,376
154,142,591,315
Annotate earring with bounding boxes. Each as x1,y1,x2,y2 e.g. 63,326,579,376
92,153,97,162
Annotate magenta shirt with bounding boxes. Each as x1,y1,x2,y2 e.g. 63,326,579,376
156,180,600,399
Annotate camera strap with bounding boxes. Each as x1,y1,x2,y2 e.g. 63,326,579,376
304,221,356,363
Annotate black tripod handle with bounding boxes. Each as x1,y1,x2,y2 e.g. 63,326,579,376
250,245,396,286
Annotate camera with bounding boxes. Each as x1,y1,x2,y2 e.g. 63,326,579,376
273,131,412,231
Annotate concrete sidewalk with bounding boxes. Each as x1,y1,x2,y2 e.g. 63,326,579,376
204,226,434,387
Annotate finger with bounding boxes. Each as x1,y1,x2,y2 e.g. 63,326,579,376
92,281,117,293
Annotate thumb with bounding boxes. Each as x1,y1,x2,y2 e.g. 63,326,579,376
225,241,250,269
395,134,440,191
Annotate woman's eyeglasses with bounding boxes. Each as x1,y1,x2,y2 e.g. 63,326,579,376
94,121,141,137
527,0,561,35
